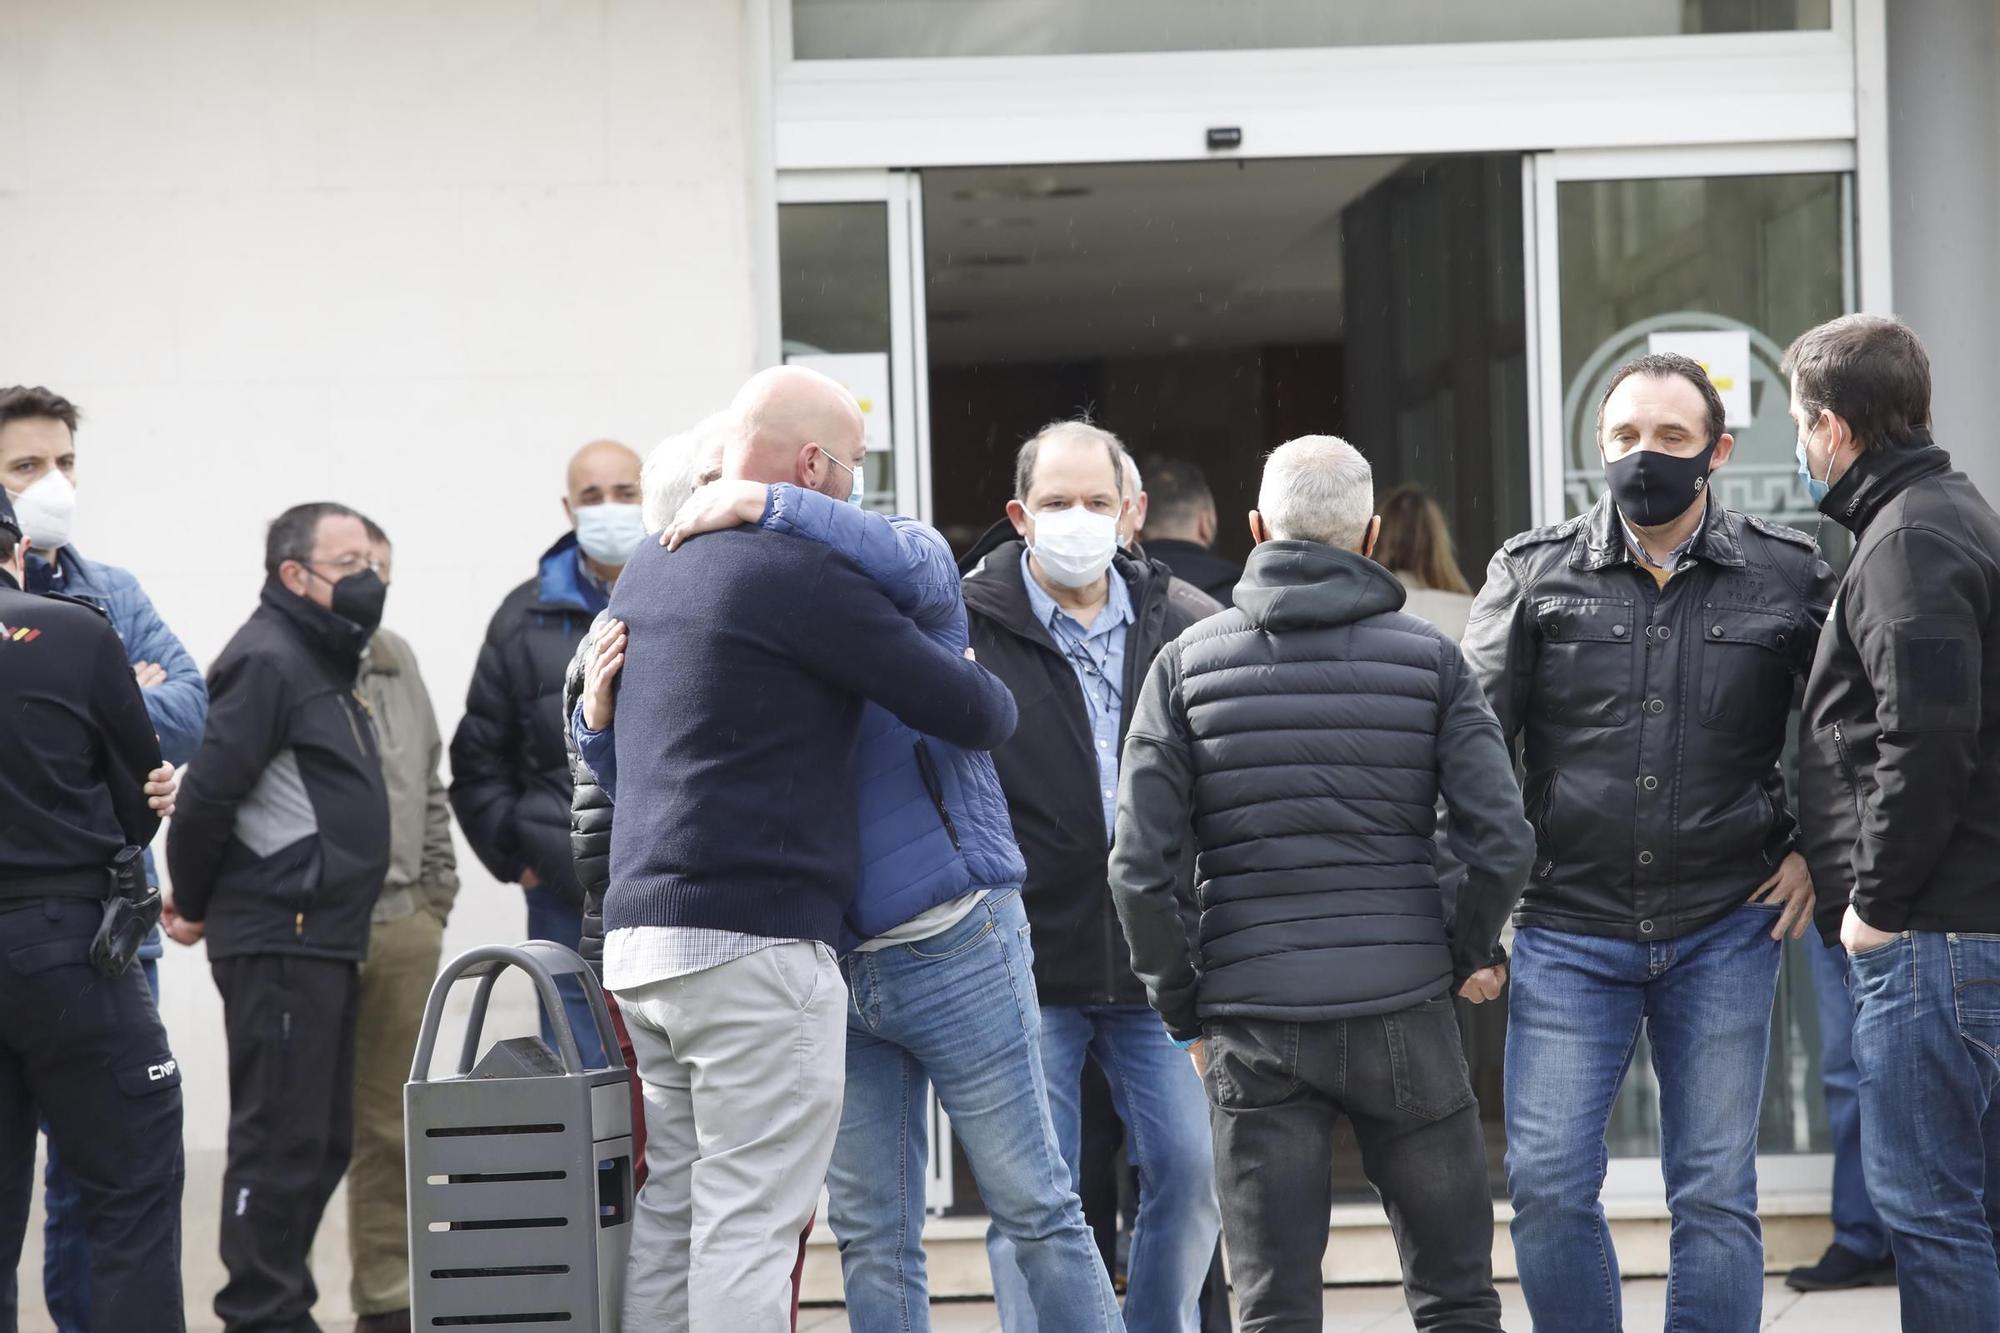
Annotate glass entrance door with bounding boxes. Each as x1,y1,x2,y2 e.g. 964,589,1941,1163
777,170,932,518
1526,142,1858,1199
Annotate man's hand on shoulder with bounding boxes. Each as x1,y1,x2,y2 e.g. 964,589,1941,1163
664,480,770,552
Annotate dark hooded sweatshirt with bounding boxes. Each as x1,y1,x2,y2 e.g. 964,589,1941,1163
1109,539,1533,1040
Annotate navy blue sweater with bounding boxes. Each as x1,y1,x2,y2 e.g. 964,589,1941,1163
603,528,1018,947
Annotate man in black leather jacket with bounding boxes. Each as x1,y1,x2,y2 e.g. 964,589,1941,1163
1790,314,2000,1329
1463,352,1835,1331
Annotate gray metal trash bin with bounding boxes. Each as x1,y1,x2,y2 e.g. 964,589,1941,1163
406,940,633,1331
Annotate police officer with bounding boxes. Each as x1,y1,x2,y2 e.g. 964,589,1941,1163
0,488,187,1331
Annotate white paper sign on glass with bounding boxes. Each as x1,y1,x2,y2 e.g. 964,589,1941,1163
785,351,893,453
1647,329,1753,428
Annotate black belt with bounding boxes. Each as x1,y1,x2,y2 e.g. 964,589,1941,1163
0,869,108,902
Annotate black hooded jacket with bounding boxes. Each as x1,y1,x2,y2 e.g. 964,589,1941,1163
1800,439,2000,940
1109,541,1532,1039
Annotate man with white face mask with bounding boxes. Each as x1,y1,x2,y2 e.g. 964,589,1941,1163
963,420,1223,1333
450,436,642,1068
0,384,208,1333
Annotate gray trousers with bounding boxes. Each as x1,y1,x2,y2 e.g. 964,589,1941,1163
614,942,847,1332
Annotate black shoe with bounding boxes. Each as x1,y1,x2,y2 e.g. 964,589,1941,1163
355,1312,413,1333
1785,1243,1897,1292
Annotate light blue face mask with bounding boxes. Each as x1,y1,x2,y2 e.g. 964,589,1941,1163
822,449,864,506
573,502,646,566
1795,423,1834,506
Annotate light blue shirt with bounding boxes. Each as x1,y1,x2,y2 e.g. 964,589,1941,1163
1021,551,1133,839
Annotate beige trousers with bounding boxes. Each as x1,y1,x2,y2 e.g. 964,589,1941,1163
347,908,445,1316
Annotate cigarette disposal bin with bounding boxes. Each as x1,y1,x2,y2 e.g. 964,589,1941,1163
406,941,633,1331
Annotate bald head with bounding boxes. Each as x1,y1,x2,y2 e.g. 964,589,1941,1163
565,438,642,512
727,365,866,499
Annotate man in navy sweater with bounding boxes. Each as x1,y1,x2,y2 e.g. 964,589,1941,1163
602,365,1019,1332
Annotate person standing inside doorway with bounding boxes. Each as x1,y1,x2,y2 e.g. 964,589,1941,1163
1791,314,2000,1329
1464,353,1834,1331
966,420,1222,1333
1134,455,1242,607
452,438,643,1066
347,518,459,1333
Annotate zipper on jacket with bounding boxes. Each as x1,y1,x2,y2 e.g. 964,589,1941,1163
343,689,372,759
912,741,963,851
1831,722,1867,823
294,911,305,940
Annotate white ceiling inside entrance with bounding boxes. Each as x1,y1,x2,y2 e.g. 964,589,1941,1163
923,156,1405,365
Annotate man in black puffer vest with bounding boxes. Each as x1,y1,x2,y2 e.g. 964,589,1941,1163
1112,436,1531,1333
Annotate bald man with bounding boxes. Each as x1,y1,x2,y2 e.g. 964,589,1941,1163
449,436,643,1066
593,365,1017,1330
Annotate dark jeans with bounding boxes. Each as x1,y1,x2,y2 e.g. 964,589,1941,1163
0,899,184,1333
1205,997,1501,1333
1849,929,2000,1329
1804,937,1889,1262
212,953,360,1333
524,888,608,1067
39,956,161,1332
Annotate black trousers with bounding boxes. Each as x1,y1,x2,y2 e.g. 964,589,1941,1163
0,897,185,1333
212,953,360,1333
1206,998,1501,1333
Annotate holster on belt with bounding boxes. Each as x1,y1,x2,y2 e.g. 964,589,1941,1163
89,846,161,978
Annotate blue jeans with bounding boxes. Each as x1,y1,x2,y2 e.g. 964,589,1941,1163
1804,936,1890,1262
1849,929,2000,1329
988,1003,1220,1333
829,890,1121,1333
1506,902,1782,1333
525,888,608,1068
39,958,159,1333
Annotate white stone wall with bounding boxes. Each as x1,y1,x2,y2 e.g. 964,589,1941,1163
0,4,761,1320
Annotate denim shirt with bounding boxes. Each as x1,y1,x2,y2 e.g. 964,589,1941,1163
1021,551,1133,839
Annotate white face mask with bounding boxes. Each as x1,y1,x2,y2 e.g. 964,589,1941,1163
1029,505,1119,589
573,502,646,566
9,470,75,552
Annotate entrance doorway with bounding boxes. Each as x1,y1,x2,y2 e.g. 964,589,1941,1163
920,155,1531,575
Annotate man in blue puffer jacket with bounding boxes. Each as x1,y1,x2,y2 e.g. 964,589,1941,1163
573,474,1123,1333
0,384,209,1333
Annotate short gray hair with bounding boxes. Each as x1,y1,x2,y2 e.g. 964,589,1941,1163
1257,435,1374,549
642,410,735,531
1014,419,1126,503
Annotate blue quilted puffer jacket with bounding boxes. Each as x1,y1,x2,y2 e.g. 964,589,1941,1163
572,484,1024,950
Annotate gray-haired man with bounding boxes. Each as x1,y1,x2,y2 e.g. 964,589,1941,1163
1112,435,1532,1332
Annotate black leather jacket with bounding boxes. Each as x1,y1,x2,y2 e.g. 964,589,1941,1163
1800,440,2000,942
1463,493,1836,941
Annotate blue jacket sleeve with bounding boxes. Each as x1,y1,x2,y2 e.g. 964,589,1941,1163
572,704,618,801
107,570,209,766
761,485,963,638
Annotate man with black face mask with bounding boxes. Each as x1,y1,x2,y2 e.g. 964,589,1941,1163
1463,353,1836,1331
167,501,392,1333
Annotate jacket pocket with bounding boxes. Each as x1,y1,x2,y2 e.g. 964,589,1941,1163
912,741,963,851
1534,598,1637,727
1698,606,1795,731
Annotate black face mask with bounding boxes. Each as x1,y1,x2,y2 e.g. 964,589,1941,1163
1603,442,1717,529
326,568,388,634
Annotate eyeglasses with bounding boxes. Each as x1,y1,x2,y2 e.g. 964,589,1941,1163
302,554,382,581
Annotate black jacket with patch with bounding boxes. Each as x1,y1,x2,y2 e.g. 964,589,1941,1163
0,574,162,878
961,540,1219,1006
1800,439,2000,940
168,581,390,961
1462,493,1836,941
1141,538,1244,607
